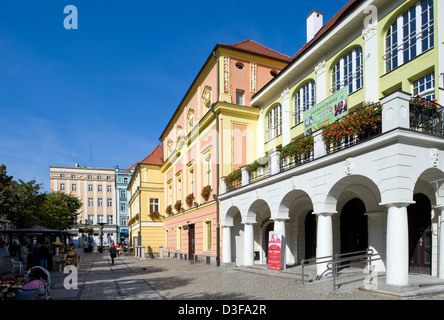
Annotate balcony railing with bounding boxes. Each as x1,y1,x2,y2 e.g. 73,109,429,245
221,92,443,195
409,96,444,135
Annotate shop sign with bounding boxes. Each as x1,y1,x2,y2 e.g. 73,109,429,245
267,231,283,270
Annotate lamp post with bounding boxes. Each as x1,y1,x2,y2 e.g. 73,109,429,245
99,222,106,253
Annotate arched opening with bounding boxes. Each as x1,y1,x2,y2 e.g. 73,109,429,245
408,193,432,274
304,210,316,259
263,221,274,263
340,198,368,254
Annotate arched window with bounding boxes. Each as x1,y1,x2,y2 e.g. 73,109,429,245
294,80,316,125
267,104,282,141
384,0,434,73
331,47,363,94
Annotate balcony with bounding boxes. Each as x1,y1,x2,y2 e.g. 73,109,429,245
221,91,443,195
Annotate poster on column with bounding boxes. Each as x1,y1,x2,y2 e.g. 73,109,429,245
267,231,283,270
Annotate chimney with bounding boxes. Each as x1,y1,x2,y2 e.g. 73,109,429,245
306,10,324,43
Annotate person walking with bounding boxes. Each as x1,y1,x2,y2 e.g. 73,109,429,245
20,243,29,271
109,241,117,266
39,243,49,270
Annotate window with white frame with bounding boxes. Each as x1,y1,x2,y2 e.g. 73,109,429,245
120,202,126,212
107,185,111,192
204,219,212,251
98,215,104,223
385,0,434,73
107,198,112,207
413,71,435,101
88,198,93,206
88,215,94,224
294,80,316,125
98,198,103,207
189,168,195,195
205,157,212,186
98,185,102,192
177,226,182,250
150,198,160,214
120,189,126,198
72,184,76,191
88,184,93,191
107,215,113,225
267,104,282,141
121,216,127,225
331,47,363,94
60,183,65,191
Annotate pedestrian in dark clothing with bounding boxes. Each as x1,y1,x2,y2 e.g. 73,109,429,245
109,241,116,266
39,243,49,270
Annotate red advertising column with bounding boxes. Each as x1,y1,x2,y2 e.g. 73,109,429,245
267,231,282,270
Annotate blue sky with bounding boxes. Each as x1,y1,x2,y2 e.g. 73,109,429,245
0,0,348,192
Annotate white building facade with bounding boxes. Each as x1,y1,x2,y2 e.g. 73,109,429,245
219,0,444,288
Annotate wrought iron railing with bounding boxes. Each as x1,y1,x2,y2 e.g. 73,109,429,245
409,97,444,135
280,151,314,172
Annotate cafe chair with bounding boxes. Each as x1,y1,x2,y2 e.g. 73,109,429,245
11,258,23,275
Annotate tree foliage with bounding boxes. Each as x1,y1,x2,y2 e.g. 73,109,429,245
0,164,82,230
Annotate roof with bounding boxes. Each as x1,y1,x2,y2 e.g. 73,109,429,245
219,40,292,63
159,40,291,141
252,0,364,100
129,144,163,171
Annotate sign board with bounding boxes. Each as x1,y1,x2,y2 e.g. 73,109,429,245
267,231,283,270
303,86,349,136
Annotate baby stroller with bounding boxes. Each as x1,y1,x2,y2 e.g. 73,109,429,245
16,266,52,300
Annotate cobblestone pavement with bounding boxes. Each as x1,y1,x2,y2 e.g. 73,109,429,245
47,251,444,301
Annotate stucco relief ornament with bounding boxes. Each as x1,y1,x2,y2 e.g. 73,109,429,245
345,158,354,175
315,60,326,76
362,22,378,41
431,148,439,167
291,176,297,190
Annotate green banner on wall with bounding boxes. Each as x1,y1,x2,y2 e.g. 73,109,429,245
303,86,349,136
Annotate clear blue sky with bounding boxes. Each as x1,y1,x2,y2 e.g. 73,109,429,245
0,0,348,192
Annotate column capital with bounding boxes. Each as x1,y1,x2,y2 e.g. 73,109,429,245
380,201,415,208
313,211,337,216
433,204,444,210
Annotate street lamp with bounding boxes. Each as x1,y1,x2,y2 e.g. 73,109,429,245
99,222,106,253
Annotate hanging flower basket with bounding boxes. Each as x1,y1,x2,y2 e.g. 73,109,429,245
185,193,195,208
174,200,182,213
201,185,213,201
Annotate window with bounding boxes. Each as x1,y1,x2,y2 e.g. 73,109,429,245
71,174,76,178
98,198,103,207
88,198,93,206
267,104,282,141
107,185,111,192
88,175,92,180
88,184,93,191
97,176,102,180
189,168,195,195
120,202,126,212
88,215,94,224
168,181,172,205
98,215,104,224
60,183,65,191
107,198,112,207
332,47,363,94
72,184,76,191
413,72,435,100
98,185,102,192
120,190,126,198
121,216,127,225
150,198,160,214
177,226,182,250
295,80,316,125
206,157,212,186
60,174,65,178
177,176,182,202
236,90,245,105
106,176,111,181
107,215,113,225
384,0,434,73
123,177,128,184
204,220,212,251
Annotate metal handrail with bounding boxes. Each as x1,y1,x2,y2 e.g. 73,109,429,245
300,248,377,288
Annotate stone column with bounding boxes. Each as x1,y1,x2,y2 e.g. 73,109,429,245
365,211,386,272
385,203,411,286
243,223,254,266
435,205,444,279
315,212,335,277
273,218,287,270
222,226,232,265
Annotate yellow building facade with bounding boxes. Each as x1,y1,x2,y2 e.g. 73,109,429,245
127,145,164,255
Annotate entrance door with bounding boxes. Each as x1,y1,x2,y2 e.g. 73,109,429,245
340,198,368,254
188,224,195,261
408,194,432,274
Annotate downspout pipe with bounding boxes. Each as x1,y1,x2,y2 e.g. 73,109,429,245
209,102,220,267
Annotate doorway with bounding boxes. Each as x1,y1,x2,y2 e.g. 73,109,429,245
408,193,432,274
188,224,195,261
264,222,274,262
340,198,368,254
304,210,316,259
